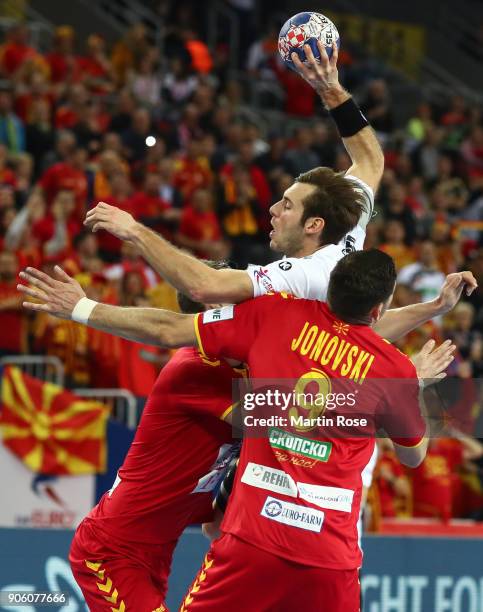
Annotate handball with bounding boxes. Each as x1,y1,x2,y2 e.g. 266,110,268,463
278,12,340,70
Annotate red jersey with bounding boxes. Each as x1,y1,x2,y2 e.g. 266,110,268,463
87,348,243,545
38,162,88,220
195,294,426,570
0,282,26,353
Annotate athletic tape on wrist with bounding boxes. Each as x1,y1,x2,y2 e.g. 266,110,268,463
329,97,369,138
71,297,98,325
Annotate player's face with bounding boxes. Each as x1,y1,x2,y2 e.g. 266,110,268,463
269,182,318,257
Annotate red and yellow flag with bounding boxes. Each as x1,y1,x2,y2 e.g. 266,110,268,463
0,367,109,475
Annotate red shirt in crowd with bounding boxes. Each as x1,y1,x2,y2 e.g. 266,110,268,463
411,439,463,520
1,42,36,75
86,347,243,545
38,163,88,220
196,294,425,570
0,282,26,353
178,205,222,258
376,450,406,517
172,157,212,202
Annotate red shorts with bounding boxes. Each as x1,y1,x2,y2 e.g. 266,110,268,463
180,533,360,612
69,519,175,612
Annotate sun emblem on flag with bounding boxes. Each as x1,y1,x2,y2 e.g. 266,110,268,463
333,321,349,335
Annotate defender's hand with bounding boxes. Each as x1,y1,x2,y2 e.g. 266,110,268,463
433,271,478,315
17,266,85,319
411,339,456,386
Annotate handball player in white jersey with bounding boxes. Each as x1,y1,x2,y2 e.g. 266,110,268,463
84,40,475,531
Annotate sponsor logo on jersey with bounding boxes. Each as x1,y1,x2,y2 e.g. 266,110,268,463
278,261,292,271
241,462,298,497
297,483,354,513
269,428,332,462
252,267,274,293
203,305,234,324
342,234,356,255
261,496,324,532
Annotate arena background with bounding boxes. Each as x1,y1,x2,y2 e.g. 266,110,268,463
0,0,482,610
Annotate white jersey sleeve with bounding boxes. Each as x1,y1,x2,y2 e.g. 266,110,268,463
247,245,346,301
345,175,375,232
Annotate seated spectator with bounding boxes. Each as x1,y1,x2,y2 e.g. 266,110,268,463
0,251,27,356
360,79,394,138
109,89,135,133
46,26,79,87
65,230,104,275
411,435,482,521
121,108,154,163
374,439,411,518
32,189,79,259
111,23,151,87
91,150,127,202
41,129,76,171
77,34,113,94
55,83,89,130
157,158,183,209
173,137,213,203
406,102,434,146
461,125,483,189
398,240,446,305
129,48,163,109
0,23,36,77
162,56,199,105
25,99,55,177
36,145,88,221
379,220,415,270
0,84,25,154
177,187,226,259
384,183,417,245
219,164,263,269
104,240,158,289
284,127,320,177
129,171,180,232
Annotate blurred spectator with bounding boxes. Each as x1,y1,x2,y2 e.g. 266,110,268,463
77,34,113,94
398,241,446,305
25,99,55,177
121,108,154,163
0,85,25,153
374,439,411,518
46,26,79,86
177,187,226,259
32,189,79,259
163,56,199,105
36,146,88,221
379,220,415,270
384,183,417,245
284,127,320,177
360,79,394,138
129,171,180,232
0,24,36,77
129,49,163,109
111,23,151,87
0,251,26,356
173,137,212,202
219,163,262,268
461,125,483,188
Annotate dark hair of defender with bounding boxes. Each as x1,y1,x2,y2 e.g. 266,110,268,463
327,249,397,322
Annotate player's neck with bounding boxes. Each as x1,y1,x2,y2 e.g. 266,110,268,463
291,242,328,258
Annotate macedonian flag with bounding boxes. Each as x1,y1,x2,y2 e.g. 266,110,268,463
0,367,109,475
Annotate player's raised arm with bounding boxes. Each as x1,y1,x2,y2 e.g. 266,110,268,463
84,203,254,304
374,271,478,342
17,266,197,348
291,42,384,196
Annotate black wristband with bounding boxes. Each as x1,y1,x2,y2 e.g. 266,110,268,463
329,97,369,138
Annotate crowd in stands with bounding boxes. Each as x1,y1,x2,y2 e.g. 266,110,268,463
0,4,482,524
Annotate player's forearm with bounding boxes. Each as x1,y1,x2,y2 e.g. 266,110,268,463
87,302,189,347
130,223,219,301
374,301,444,342
320,85,384,191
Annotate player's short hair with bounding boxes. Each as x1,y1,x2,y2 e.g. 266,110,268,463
296,167,366,245
177,260,230,314
327,249,396,319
